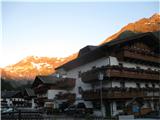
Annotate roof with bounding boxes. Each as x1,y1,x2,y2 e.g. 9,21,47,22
56,31,160,71
1,91,19,98
116,30,137,40
25,88,36,97
39,75,60,84
78,45,97,58
100,31,159,48
32,75,61,87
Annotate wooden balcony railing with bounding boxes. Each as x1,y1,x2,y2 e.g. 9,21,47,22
106,68,159,80
82,89,145,100
54,78,76,89
81,70,100,83
81,66,160,83
123,49,160,64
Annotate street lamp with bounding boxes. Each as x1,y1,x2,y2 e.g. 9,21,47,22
99,72,104,118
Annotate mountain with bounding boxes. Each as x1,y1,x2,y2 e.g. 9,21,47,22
1,13,160,82
1,55,77,81
100,13,160,44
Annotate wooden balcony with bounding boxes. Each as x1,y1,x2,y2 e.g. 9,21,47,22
53,78,76,89
106,67,159,80
81,70,100,83
123,49,160,64
81,66,160,83
82,89,145,100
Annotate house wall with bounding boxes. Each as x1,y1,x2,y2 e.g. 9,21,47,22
63,57,119,100
6,98,12,107
47,90,67,100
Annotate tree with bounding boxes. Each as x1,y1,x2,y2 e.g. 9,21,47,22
1,78,15,91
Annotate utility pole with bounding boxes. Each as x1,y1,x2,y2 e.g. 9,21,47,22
99,72,104,119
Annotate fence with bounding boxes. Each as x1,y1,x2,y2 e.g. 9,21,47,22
1,111,116,120
1,111,43,120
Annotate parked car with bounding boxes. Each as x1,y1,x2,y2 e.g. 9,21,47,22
1,107,9,113
1,107,17,115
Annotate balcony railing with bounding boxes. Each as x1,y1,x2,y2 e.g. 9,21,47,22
123,49,160,64
53,78,76,89
82,89,145,100
81,66,160,83
82,88,160,100
106,67,159,80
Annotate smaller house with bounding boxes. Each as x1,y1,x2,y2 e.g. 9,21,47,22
32,75,76,110
1,91,24,107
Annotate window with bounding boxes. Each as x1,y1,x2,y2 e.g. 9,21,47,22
119,63,123,67
120,82,125,88
92,66,96,69
152,84,155,88
92,101,101,110
77,103,86,108
136,66,140,69
145,83,149,88
116,101,125,110
78,71,81,78
78,86,83,94
136,83,140,89
58,92,62,95
56,74,60,78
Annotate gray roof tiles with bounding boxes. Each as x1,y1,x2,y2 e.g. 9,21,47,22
25,88,36,97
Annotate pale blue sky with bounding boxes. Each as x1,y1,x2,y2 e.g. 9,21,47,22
1,0,159,67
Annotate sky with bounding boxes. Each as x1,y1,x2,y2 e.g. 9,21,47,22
0,0,159,67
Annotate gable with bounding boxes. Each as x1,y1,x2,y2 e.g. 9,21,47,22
32,77,43,88
24,88,36,97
